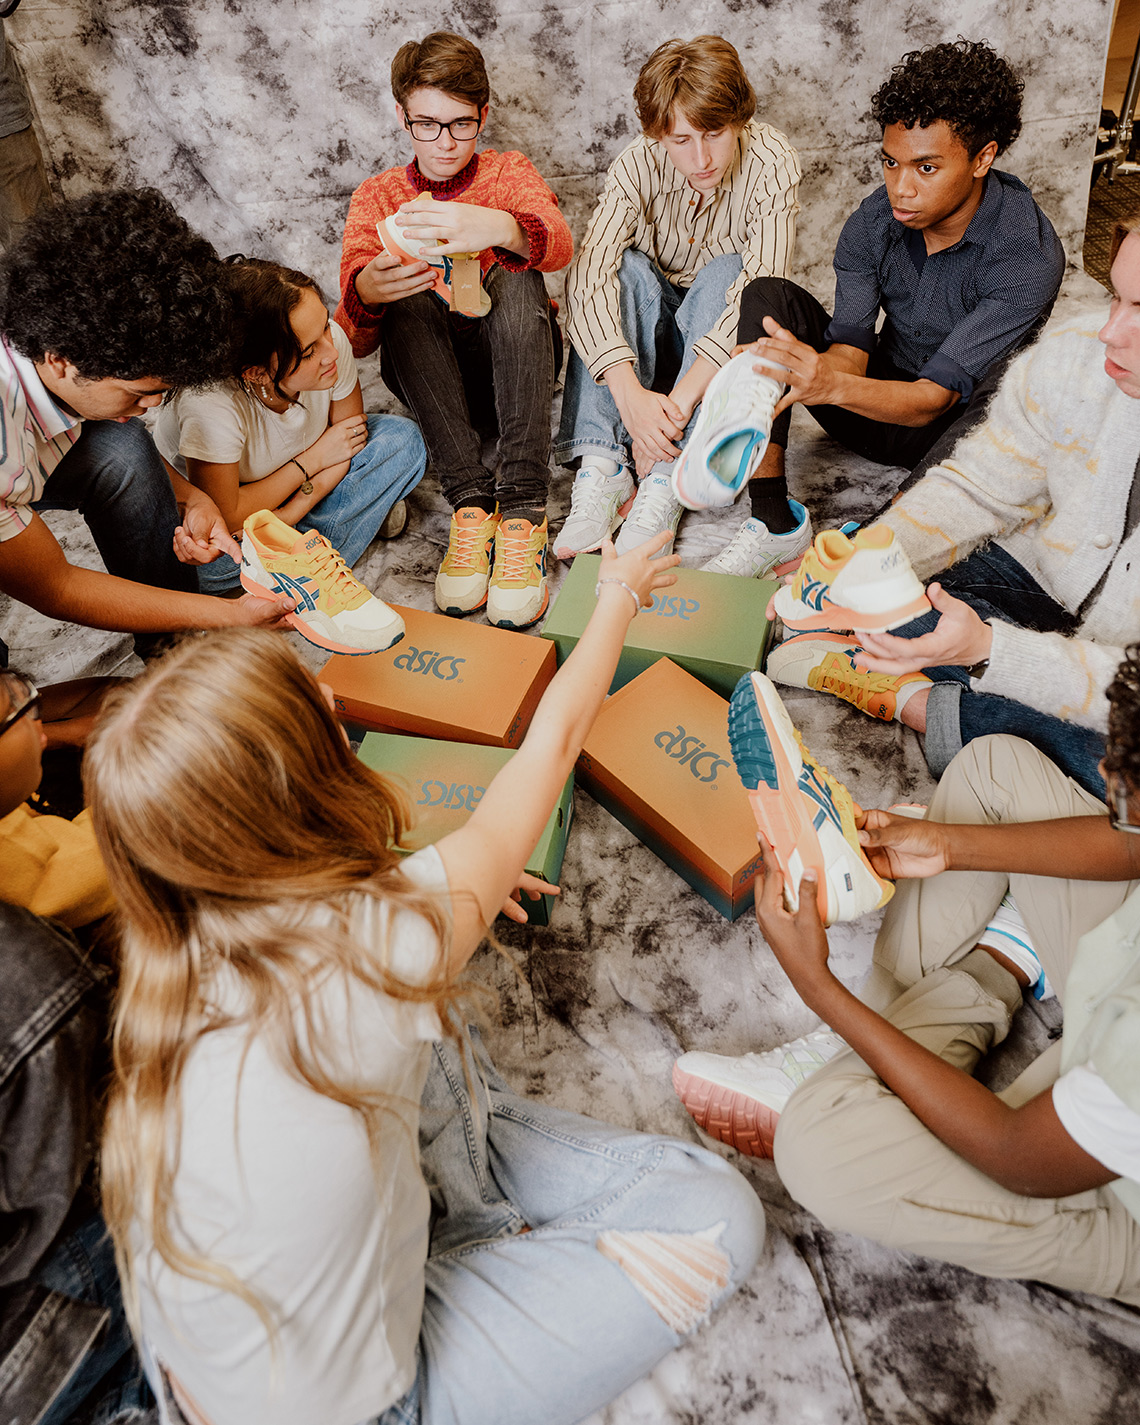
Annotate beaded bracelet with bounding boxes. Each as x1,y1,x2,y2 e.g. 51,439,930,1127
595,578,642,614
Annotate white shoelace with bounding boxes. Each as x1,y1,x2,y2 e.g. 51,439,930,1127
629,475,680,534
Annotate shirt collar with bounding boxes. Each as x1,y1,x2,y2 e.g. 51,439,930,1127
406,152,481,198
2,339,81,438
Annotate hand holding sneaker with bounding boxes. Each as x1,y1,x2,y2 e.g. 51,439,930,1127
855,807,952,882
752,849,834,999
857,583,994,675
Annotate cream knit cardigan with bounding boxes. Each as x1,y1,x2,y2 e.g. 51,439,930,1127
882,321,1140,733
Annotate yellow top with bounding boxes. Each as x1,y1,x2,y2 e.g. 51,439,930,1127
0,802,113,929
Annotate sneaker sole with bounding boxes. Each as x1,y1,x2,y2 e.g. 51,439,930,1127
241,572,404,656
487,584,550,630
436,591,488,618
552,492,637,560
672,1061,778,1159
728,672,831,923
774,585,931,633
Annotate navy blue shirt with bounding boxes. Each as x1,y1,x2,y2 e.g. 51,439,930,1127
824,170,1065,403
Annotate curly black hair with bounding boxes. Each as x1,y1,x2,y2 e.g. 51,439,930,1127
0,187,234,387
870,39,1023,158
1106,644,1140,795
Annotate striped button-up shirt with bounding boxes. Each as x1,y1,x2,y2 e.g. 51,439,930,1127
825,170,1065,403
566,120,800,380
0,338,81,542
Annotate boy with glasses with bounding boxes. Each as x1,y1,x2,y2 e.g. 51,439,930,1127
337,31,572,629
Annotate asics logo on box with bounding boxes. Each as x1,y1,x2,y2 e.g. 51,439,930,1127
654,725,730,782
392,647,466,679
647,594,700,619
417,779,484,810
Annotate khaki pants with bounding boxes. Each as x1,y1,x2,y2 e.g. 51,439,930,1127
775,734,1140,1303
0,122,47,248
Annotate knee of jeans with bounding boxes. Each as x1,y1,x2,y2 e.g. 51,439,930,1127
370,413,427,467
80,417,166,486
616,247,656,284
689,253,743,292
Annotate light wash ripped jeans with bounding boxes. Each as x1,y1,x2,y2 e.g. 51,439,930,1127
199,413,426,593
554,250,744,470
370,1029,765,1425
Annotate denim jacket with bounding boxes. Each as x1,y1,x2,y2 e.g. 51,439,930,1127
0,901,109,1422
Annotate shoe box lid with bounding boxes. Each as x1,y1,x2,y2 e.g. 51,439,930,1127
356,731,573,926
323,605,557,748
577,658,762,921
541,554,776,699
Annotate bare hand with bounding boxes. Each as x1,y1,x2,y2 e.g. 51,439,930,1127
500,873,560,923
753,836,833,997
856,808,951,881
229,592,296,629
355,250,436,306
616,384,685,467
174,488,241,566
311,415,369,471
397,198,517,256
747,316,837,416
858,585,991,675
598,531,681,604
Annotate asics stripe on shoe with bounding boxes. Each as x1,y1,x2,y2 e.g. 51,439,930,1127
553,465,636,558
614,470,683,557
728,671,893,926
672,350,783,510
701,502,813,579
773,526,930,633
240,509,404,655
673,1029,846,1159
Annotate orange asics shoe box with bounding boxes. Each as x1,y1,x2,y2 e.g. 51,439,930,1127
541,553,777,699
356,731,573,926
323,606,557,748
577,658,762,920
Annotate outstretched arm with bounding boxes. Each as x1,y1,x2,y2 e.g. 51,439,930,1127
436,535,681,964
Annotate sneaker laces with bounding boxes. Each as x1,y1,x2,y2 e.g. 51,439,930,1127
308,540,368,614
745,1028,844,1084
628,475,680,535
447,513,493,568
496,522,538,582
567,470,619,527
815,651,903,711
712,520,777,576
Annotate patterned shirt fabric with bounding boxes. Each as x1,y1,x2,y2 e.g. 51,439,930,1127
0,337,81,543
565,120,801,381
825,169,1065,403
336,149,573,359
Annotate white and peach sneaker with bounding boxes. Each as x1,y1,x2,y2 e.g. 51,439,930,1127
240,509,404,655
773,525,930,633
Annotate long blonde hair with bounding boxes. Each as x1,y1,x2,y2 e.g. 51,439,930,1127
87,628,461,1336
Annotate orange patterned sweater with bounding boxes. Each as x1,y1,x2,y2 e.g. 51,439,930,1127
336,150,573,357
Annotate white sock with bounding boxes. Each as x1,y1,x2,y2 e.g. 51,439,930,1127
592,458,622,478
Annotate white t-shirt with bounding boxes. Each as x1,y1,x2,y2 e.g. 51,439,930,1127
1052,1062,1140,1185
138,847,447,1425
153,321,358,485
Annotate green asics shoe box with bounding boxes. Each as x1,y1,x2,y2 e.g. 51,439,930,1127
356,731,574,926
540,554,777,699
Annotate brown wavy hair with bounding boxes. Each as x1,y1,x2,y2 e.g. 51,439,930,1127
87,629,463,1336
391,32,489,111
634,36,755,140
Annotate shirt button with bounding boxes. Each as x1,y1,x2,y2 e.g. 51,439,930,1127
1094,534,1114,549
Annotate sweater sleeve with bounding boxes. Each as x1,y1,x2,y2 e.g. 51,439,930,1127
691,128,801,370
564,150,643,381
975,622,1119,732
881,339,1054,580
491,150,573,275
337,176,400,358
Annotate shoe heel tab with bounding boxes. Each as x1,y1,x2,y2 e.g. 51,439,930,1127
853,526,893,551
815,529,855,563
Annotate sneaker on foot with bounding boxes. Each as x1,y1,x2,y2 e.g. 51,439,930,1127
553,465,636,558
614,470,683,557
729,670,893,925
979,893,1054,1001
487,516,549,629
435,507,499,616
767,632,932,721
701,502,813,579
672,350,783,510
673,1028,846,1158
240,509,404,655
773,526,930,633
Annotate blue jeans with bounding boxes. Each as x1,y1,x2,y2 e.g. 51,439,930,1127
894,543,1106,797
34,1212,153,1425
199,413,426,593
370,1030,765,1425
554,250,743,468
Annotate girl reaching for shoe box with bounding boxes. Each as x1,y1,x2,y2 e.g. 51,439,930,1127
153,257,426,596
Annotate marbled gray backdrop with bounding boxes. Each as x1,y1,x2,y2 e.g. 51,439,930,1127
7,3,1140,1423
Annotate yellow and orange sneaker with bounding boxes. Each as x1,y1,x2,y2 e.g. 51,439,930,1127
240,509,404,655
773,525,930,633
766,633,932,721
728,671,893,926
435,506,499,616
487,516,549,629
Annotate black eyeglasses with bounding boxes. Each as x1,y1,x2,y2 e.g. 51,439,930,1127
404,116,481,141
1107,770,1140,835
0,672,40,736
